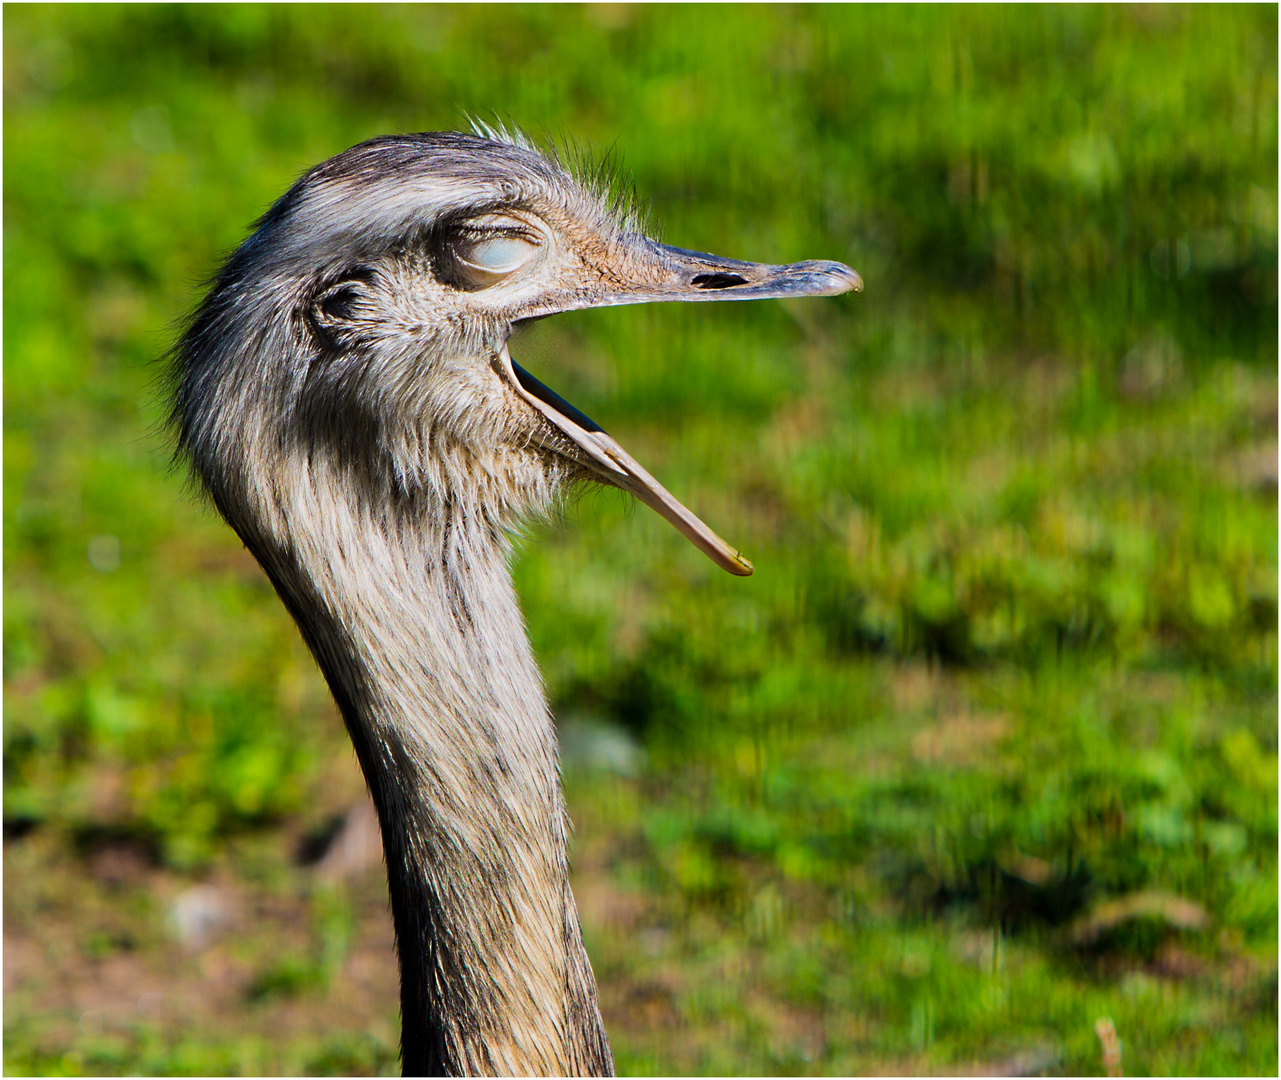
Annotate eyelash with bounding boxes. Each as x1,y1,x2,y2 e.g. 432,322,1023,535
460,226,535,244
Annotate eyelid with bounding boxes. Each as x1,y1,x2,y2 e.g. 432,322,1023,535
458,233,539,274
451,215,544,286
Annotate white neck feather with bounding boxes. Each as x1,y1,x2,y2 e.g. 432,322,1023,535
238,446,612,1076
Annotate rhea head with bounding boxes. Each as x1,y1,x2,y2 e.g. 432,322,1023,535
174,128,861,577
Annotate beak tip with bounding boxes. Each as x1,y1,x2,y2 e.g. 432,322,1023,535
829,263,863,295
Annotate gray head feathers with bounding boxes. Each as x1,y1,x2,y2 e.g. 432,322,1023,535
173,132,615,548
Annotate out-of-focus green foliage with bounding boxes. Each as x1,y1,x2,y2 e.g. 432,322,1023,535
4,4,1276,1075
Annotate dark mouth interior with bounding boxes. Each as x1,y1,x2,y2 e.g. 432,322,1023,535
510,359,605,434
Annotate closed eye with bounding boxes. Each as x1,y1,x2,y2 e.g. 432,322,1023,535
459,235,539,276
449,214,543,289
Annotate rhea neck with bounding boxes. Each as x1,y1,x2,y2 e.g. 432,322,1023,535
234,437,614,1077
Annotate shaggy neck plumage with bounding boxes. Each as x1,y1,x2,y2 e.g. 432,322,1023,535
232,449,613,1077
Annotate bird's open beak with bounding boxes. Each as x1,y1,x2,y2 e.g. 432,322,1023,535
503,242,862,576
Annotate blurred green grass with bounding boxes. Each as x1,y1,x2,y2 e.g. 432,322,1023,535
4,4,1277,1075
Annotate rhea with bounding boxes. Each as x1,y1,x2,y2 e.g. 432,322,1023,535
172,130,860,1076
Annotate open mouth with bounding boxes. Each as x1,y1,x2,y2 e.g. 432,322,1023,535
497,242,861,576
498,339,756,575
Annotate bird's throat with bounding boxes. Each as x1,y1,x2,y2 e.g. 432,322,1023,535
253,461,614,1076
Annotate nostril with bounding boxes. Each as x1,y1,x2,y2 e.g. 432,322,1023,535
692,272,749,290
